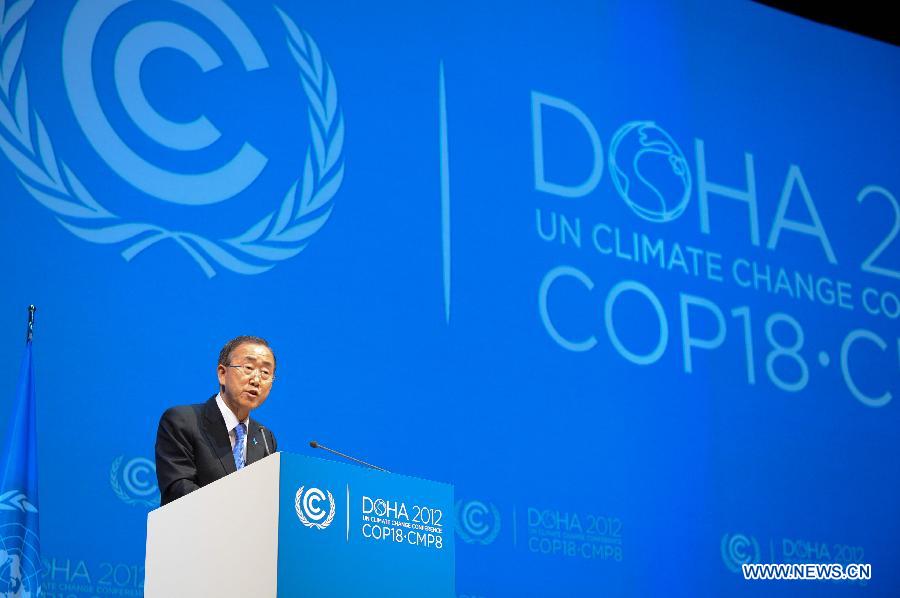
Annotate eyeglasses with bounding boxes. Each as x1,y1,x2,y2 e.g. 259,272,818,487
226,364,275,382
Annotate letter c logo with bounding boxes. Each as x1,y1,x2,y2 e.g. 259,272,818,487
63,0,269,205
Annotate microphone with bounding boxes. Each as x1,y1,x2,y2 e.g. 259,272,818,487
309,440,389,472
259,426,271,457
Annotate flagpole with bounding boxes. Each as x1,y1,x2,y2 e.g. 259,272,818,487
0,305,42,593
26,304,35,342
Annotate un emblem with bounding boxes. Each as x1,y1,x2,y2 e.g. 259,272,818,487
455,499,501,545
0,529,42,597
0,491,41,597
0,1,344,276
110,456,160,507
294,486,335,530
608,121,691,223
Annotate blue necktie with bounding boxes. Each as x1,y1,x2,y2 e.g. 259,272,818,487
233,423,246,470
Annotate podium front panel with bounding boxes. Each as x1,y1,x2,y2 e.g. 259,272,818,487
276,453,455,597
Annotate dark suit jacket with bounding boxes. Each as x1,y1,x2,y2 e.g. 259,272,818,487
155,395,278,505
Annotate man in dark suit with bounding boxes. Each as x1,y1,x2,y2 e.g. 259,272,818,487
155,335,279,505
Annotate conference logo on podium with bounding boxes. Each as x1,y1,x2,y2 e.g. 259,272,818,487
455,499,501,545
109,455,160,507
0,0,345,277
720,532,761,573
295,486,336,530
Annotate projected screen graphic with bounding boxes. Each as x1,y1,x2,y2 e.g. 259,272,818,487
0,0,898,596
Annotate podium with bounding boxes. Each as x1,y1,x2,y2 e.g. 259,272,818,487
145,452,454,597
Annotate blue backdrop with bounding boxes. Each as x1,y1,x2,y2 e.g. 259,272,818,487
1,0,898,596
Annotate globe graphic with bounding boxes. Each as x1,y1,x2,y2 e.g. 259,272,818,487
0,525,42,598
608,121,692,222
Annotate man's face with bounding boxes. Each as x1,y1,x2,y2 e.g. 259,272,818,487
216,342,275,420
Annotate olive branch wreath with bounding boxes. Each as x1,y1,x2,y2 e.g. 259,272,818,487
0,1,344,277
0,489,37,513
294,486,336,529
109,455,159,508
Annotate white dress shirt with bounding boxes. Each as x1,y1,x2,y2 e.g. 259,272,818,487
215,392,249,462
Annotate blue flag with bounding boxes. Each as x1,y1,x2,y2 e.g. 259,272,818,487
0,339,42,596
